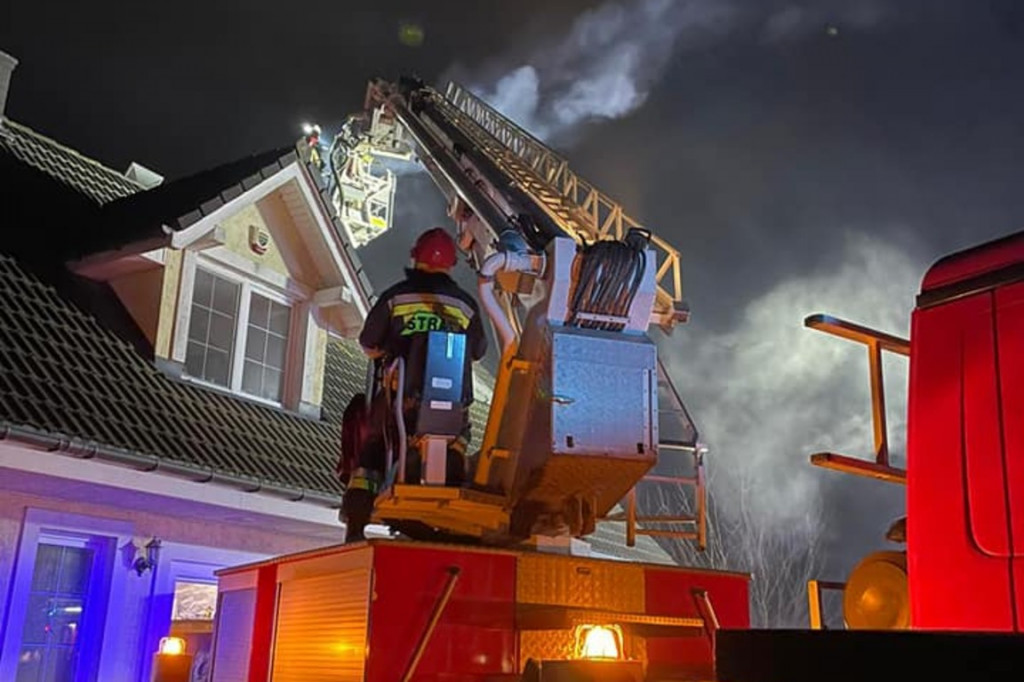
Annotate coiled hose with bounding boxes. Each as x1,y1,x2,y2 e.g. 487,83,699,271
568,228,651,331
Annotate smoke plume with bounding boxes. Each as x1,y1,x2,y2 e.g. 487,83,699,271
667,229,918,566
460,0,896,144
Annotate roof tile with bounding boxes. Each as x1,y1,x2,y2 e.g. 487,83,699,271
0,118,143,204
0,253,344,500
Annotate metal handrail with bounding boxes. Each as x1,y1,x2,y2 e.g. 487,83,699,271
601,446,707,550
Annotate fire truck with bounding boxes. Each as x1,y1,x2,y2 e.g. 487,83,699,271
718,230,1024,680
202,76,1024,681
202,75,745,682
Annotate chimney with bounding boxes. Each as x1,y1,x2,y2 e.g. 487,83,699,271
0,50,17,119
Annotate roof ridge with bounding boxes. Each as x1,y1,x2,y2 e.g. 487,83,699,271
1,117,146,191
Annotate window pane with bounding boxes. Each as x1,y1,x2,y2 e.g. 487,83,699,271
22,594,53,645
44,647,75,682
172,581,218,621
29,545,62,591
184,342,205,378
249,294,269,328
245,328,266,363
187,308,209,342
242,360,262,396
15,647,42,682
50,598,85,646
193,268,214,307
265,334,286,370
205,349,231,386
241,294,289,402
269,300,290,335
207,312,235,352
212,277,239,315
57,548,92,594
262,368,282,401
185,269,239,388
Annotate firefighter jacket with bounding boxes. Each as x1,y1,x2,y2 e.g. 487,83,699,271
358,268,487,405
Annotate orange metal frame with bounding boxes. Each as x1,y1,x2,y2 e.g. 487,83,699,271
602,446,707,550
804,314,909,485
806,579,846,630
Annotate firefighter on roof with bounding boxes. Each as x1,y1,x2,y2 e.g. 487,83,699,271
339,227,487,543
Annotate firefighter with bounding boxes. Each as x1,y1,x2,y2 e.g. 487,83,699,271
340,227,487,543
302,123,323,169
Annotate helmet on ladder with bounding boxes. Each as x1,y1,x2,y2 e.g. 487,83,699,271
411,227,457,271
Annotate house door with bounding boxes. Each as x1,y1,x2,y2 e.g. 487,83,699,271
139,545,265,682
11,532,109,682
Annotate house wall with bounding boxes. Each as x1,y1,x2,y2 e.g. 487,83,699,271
218,202,290,278
305,320,329,408
0,487,325,682
254,190,323,288
109,266,163,344
155,248,183,359
148,191,333,415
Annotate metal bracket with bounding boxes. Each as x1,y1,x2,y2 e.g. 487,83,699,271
807,579,846,630
804,314,909,484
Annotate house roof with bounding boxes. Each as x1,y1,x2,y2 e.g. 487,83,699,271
0,118,144,204
0,251,346,502
0,118,471,506
91,146,297,257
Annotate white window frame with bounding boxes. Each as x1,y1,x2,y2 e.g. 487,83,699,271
177,255,302,408
0,509,134,682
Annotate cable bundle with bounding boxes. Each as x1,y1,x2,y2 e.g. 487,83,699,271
568,228,650,331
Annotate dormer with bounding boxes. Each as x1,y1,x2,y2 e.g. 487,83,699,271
69,149,371,417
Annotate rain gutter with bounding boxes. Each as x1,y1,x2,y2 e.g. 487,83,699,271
0,421,341,508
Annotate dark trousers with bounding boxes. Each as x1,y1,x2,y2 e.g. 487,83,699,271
341,392,471,542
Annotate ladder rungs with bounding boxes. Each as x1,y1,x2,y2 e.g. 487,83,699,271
602,514,697,524
638,529,699,540
659,440,697,451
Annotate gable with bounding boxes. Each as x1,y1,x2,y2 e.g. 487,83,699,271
73,154,370,339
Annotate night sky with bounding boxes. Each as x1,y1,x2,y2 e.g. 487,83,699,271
4,0,1024,621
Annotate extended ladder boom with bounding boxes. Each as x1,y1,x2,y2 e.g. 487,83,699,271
359,77,688,330
322,76,703,547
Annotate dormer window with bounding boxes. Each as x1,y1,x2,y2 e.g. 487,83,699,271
184,265,292,403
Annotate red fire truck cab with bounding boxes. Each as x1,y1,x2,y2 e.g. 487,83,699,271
909,229,1024,631
718,229,1024,681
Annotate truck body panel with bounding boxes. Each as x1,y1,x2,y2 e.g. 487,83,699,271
209,540,749,682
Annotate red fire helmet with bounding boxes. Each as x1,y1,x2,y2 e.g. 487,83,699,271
410,227,458,270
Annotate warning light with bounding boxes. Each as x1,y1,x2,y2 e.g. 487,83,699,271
158,637,186,656
575,624,623,660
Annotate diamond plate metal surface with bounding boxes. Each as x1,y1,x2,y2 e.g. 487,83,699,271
549,328,658,457
516,553,645,612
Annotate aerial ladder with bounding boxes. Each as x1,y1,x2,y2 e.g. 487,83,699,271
321,76,704,549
